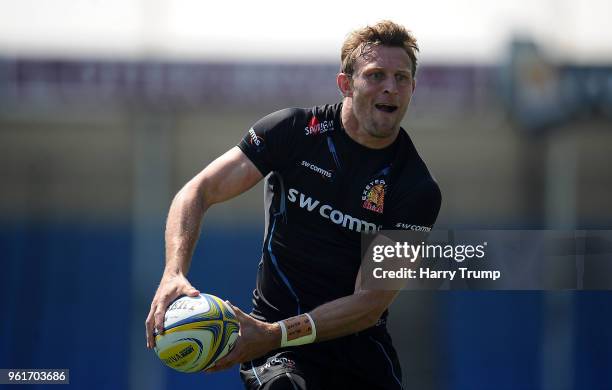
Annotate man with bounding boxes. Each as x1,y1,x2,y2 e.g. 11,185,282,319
146,20,441,389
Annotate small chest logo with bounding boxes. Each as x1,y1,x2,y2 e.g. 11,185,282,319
301,160,334,181
362,179,386,214
305,116,334,136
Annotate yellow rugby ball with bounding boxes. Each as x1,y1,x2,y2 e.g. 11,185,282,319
154,293,239,373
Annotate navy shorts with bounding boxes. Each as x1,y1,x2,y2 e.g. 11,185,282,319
240,329,404,390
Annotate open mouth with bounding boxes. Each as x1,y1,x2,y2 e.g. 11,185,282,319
375,103,398,113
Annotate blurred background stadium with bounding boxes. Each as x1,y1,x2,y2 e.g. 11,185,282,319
1,1,611,389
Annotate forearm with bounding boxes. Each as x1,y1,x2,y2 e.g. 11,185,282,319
273,289,398,348
309,290,397,341
163,182,209,277
307,237,400,341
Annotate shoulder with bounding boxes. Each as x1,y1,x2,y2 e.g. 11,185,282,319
388,131,442,210
252,107,308,132
253,103,340,135
392,171,441,206
393,130,437,183
238,103,340,174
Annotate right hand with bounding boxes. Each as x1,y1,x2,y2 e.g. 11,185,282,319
145,273,200,349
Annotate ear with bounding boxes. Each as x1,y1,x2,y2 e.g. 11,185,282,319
411,78,416,94
337,73,353,98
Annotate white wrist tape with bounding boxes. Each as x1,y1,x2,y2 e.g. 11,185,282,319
279,313,317,347
278,320,288,345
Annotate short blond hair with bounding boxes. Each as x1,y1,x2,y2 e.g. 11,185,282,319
341,20,419,78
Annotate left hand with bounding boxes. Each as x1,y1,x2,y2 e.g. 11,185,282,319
206,302,281,373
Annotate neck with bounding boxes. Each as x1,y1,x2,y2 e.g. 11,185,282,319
341,98,398,149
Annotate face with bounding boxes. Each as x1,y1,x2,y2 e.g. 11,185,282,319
341,45,415,140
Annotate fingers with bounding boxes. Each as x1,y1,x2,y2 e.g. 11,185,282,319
226,301,246,320
206,302,244,372
145,306,156,349
145,298,166,349
185,285,200,297
206,346,239,373
206,303,242,373
153,296,168,335
145,277,200,349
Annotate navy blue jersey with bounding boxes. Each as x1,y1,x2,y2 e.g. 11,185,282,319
238,102,441,322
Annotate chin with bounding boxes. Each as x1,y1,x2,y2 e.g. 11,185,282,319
373,122,399,137
370,127,397,139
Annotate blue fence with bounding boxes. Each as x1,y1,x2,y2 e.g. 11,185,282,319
1,223,611,389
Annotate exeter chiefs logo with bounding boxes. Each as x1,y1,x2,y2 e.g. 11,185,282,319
361,179,386,214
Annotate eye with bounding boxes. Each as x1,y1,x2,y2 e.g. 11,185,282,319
396,73,410,83
369,71,385,81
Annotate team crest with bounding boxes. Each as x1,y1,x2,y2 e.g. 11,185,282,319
361,179,386,214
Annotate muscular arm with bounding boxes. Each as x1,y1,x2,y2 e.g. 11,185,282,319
145,146,263,348
309,270,398,341
210,236,400,371
287,233,400,342
210,275,398,372
163,146,263,276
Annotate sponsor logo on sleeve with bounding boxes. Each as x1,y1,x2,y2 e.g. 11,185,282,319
248,127,265,151
305,116,334,136
361,179,386,214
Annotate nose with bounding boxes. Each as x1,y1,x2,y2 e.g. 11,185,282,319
382,77,399,95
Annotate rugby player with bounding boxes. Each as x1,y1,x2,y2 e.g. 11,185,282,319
146,20,441,389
